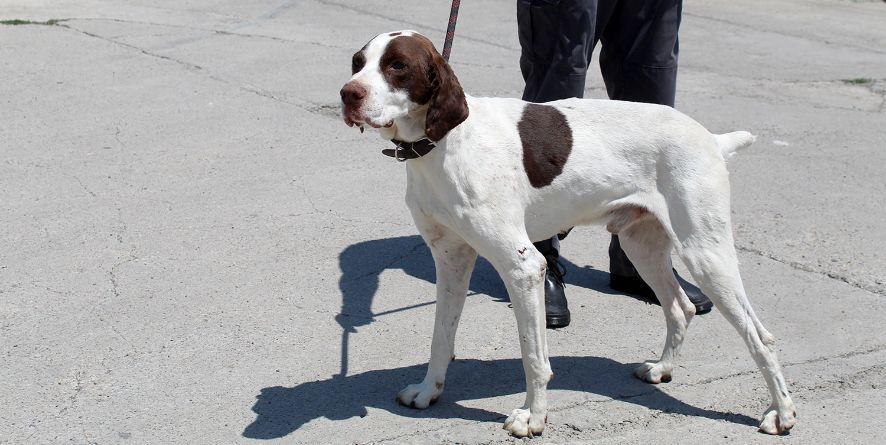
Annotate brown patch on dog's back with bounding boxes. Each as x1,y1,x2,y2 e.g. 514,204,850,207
519,103,573,188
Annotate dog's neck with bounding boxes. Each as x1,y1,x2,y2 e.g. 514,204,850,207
380,106,430,142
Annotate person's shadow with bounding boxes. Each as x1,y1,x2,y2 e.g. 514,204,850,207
243,235,752,439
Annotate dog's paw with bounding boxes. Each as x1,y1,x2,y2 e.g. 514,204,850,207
396,381,443,409
502,408,546,437
634,361,673,384
759,403,797,435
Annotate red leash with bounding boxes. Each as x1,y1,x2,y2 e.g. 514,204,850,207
440,0,461,62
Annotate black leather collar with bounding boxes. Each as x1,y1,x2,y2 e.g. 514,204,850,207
382,138,437,161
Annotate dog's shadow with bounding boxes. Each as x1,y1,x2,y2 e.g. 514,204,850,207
334,235,651,341
335,235,624,329
242,355,757,439
242,235,755,439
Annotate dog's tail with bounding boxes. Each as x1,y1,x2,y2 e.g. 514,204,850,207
714,131,756,160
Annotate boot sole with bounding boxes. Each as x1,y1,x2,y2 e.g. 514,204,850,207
546,312,570,329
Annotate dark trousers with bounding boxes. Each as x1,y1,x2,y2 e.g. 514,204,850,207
518,0,681,105
518,0,682,273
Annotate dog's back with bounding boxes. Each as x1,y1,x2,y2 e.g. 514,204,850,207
435,95,752,244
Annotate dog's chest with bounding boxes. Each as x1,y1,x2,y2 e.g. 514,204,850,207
404,150,522,226
404,160,471,228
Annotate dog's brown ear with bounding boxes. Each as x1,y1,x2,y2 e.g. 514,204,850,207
425,54,468,142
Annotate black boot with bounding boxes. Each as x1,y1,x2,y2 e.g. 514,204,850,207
534,238,571,328
609,235,713,314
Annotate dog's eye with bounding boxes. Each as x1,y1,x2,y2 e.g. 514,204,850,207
391,61,407,70
352,54,366,74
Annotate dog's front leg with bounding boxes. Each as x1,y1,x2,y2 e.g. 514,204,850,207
488,240,552,437
398,224,477,409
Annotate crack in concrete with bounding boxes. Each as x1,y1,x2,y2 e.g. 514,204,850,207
314,0,519,53
113,207,127,244
108,252,138,299
551,362,880,442
792,363,885,394
735,244,884,297
100,313,138,354
149,0,300,53
47,16,347,49
55,370,85,417
681,343,886,387
0,18,65,26
58,23,204,71
83,17,349,50
844,78,886,114
113,126,127,149
53,22,331,117
683,11,886,56
72,175,97,198
102,249,141,354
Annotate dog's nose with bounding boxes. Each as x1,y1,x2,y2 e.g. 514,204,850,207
340,82,367,106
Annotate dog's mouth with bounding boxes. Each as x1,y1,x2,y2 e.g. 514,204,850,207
343,113,393,132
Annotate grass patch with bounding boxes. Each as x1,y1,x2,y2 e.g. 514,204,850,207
0,18,62,26
842,78,874,85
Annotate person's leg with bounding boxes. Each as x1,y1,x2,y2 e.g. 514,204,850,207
519,0,597,103
598,0,680,107
518,0,598,328
597,0,712,314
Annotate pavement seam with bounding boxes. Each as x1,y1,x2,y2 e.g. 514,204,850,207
735,244,884,297
8,16,352,50
50,22,334,119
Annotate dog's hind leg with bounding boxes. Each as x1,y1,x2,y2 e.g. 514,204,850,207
614,212,695,384
397,219,477,409
678,239,797,434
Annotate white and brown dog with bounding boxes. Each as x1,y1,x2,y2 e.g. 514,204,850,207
340,31,796,437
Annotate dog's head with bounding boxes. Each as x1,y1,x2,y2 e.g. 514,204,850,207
340,31,468,142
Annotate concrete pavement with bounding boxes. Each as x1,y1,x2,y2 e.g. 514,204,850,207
1,0,885,443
